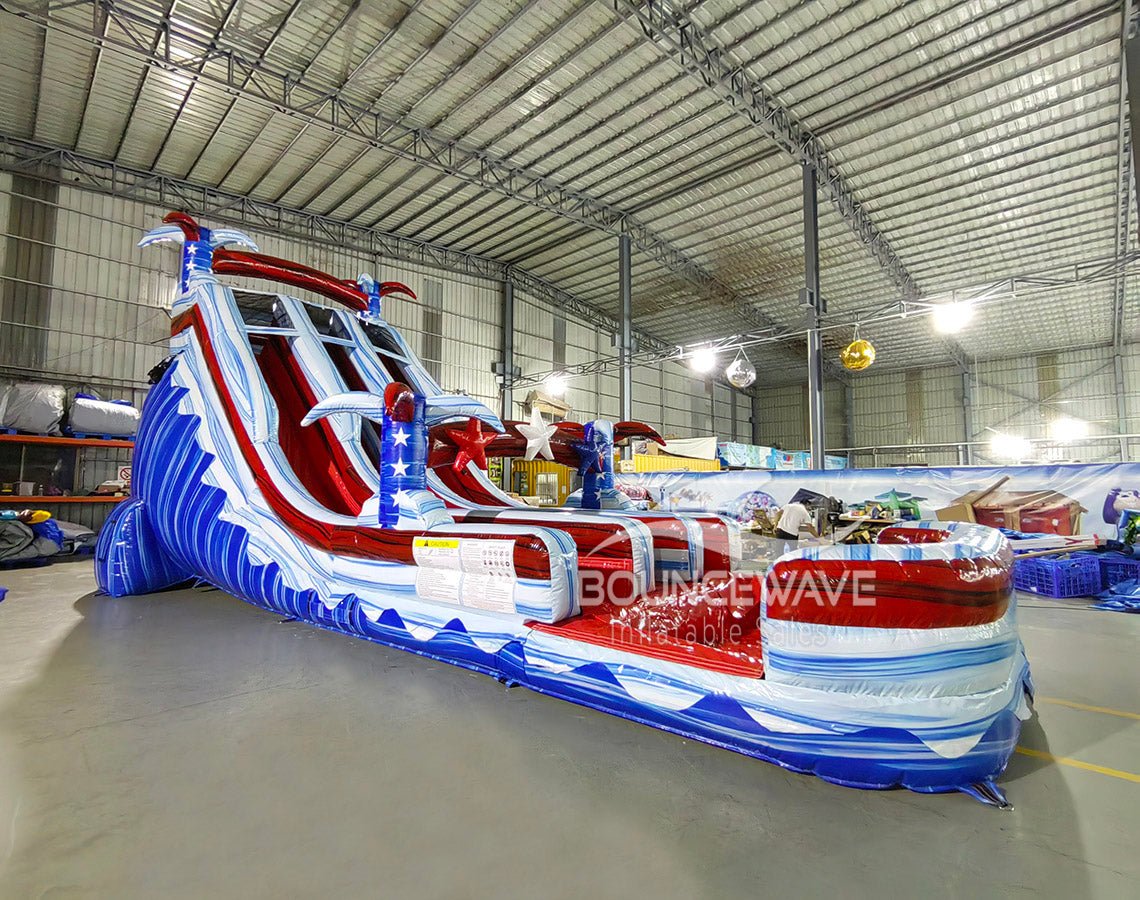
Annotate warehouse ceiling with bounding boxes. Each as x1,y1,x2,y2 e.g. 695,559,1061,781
0,0,1136,383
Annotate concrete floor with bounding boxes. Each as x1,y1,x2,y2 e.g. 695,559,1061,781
0,560,1137,899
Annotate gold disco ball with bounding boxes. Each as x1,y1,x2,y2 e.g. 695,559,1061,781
840,338,876,371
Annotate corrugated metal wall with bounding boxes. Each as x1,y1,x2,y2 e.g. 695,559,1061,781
850,367,965,466
845,345,1140,466
0,176,508,411
754,381,846,452
969,347,1135,464
1,172,56,371
4,171,1138,498
0,172,736,515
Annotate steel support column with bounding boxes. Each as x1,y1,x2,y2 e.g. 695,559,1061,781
708,378,716,434
501,280,516,488
751,391,762,445
502,280,516,417
1125,4,1140,229
618,232,633,433
803,164,826,470
843,382,856,455
1115,351,1130,460
962,369,975,465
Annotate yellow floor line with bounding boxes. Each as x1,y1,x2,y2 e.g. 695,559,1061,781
1015,747,1140,783
1036,697,1140,721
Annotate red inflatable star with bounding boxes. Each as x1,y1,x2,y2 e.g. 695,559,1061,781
445,417,497,472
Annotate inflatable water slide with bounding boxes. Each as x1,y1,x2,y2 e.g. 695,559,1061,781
97,214,1033,805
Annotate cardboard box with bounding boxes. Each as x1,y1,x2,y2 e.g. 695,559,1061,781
936,476,1007,525
970,490,1085,536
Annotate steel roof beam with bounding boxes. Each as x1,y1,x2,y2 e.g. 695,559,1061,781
943,339,972,375
198,0,365,186
394,1,786,249
1115,1,1138,350
103,0,177,163
326,3,606,224
608,0,922,302
144,0,243,172
291,0,542,214
72,0,112,148
612,0,1118,222
490,0,1005,233
0,132,674,358
607,46,1121,225
265,0,442,206
648,129,1120,259
3,0,792,343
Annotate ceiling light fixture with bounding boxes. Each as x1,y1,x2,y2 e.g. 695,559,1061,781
990,432,1032,461
931,301,975,334
543,372,568,398
1048,416,1089,442
689,347,718,374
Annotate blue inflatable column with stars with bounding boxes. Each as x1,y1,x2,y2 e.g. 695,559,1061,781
377,382,428,527
180,228,214,293
358,273,384,321
568,419,631,511
573,421,607,510
137,211,259,300
301,383,449,529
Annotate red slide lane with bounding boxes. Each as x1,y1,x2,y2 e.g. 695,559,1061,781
172,308,555,580
252,335,369,516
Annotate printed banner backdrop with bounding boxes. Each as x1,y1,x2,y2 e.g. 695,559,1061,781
615,462,1140,538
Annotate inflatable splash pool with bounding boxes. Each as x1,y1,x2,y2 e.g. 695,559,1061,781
97,214,1032,805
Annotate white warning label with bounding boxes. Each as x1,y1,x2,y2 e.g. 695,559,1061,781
413,536,519,614
415,566,462,605
459,573,516,614
412,536,462,570
459,539,516,577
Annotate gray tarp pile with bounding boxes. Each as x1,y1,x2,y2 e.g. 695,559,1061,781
0,521,61,563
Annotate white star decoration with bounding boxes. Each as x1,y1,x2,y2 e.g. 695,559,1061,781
390,457,409,477
391,488,411,507
184,245,204,277
392,427,410,447
517,408,558,461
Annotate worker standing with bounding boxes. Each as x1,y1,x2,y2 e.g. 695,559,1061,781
775,501,817,543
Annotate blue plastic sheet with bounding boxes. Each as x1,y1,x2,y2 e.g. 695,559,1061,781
1091,578,1140,612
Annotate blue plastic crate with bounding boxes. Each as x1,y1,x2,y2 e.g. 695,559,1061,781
1013,555,1102,598
1091,551,1140,588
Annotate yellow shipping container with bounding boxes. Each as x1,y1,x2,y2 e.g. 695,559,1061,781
632,454,721,473
508,451,717,502
509,459,573,505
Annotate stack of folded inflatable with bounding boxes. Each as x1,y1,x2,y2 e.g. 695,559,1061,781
0,383,140,436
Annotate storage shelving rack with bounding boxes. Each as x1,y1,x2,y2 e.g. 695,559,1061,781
0,433,133,530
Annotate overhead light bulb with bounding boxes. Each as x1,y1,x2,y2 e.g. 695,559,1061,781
1048,416,1088,442
543,372,568,398
689,347,718,374
990,432,1032,461
931,301,975,334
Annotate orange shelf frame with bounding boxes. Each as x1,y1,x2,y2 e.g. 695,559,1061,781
0,495,127,504
0,434,134,449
